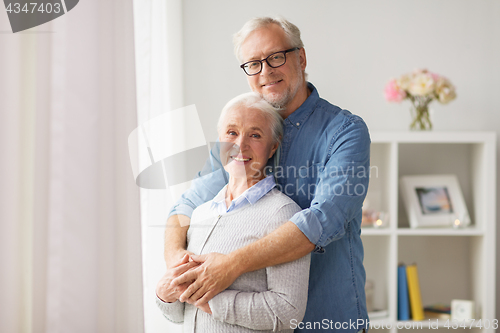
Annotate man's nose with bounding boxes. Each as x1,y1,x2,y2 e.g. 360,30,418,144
260,61,274,76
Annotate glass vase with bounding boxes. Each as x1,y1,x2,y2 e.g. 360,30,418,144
409,97,432,131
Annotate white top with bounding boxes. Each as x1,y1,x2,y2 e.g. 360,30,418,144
157,188,310,332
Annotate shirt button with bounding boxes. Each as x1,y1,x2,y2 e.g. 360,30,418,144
296,122,300,126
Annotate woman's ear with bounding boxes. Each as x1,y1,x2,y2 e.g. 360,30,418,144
269,141,280,158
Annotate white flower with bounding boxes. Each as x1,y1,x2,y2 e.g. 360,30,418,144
435,77,457,104
408,72,435,96
385,69,457,110
397,73,412,91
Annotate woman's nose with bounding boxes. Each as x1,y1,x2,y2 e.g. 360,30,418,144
236,135,249,149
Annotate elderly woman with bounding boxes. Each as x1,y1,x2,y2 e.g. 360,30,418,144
156,92,310,332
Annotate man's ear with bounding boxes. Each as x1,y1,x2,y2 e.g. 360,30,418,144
299,48,307,71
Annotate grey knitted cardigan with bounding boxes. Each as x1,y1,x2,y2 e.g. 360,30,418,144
157,188,311,332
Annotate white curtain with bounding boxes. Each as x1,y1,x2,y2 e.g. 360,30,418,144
0,1,144,332
132,0,185,332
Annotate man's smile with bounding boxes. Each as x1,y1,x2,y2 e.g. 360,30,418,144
262,79,283,88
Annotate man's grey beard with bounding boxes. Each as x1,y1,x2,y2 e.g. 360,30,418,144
261,67,304,115
263,85,300,116
262,93,288,113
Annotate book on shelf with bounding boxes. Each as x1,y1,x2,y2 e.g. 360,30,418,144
397,264,410,320
398,264,452,321
424,303,451,314
424,303,451,319
406,264,425,321
424,310,451,319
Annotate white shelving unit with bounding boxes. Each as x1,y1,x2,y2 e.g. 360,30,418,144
361,131,496,332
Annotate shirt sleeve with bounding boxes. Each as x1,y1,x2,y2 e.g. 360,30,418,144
168,141,229,218
208,202,310,331
289,116,371,251
156,295,185,324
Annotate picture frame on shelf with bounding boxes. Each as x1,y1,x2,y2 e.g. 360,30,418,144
400,174,470,228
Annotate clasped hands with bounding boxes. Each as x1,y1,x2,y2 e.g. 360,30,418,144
156,252,238,315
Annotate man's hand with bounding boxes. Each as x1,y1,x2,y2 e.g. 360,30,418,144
168,221,313,307
170,252,241,306
156,254,200,303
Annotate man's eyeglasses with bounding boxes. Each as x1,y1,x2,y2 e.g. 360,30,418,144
240,47,299,76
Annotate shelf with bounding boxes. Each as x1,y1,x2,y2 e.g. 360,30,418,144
362,236,392,314
361,228,392,236
364,131,496,332
396,227,484,236
362,227,483,236
370,131,496,144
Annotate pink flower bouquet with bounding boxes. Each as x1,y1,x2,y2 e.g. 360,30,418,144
384,69,457,130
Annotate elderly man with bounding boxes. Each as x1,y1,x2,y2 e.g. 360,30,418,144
162,17,371,332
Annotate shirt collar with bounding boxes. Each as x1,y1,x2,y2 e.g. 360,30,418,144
243,175,276,205
284,82,319,129
211,186,227,209
210,175,276,213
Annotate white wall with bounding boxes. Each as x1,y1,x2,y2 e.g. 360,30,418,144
181,0,500,319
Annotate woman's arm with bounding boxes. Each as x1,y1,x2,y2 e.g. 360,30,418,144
156,255,200,323
156,298,185,324
207,252,310,331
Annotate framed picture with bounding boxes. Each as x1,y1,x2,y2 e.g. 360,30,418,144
400,174,470,228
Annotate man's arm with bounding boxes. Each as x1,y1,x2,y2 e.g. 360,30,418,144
164,142,228,267
164,214,191,268
231,221,314,271
173,117,371,305
173,221,314,305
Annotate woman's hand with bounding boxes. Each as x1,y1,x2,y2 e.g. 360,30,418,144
156,254,200,303
171,252,240,306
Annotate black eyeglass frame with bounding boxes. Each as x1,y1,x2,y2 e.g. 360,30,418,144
239,47,300,76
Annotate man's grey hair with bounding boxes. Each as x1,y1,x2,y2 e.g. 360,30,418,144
233,16,304,63
217,92,283,144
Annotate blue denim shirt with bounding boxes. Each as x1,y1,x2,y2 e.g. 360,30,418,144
170,83,371,332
